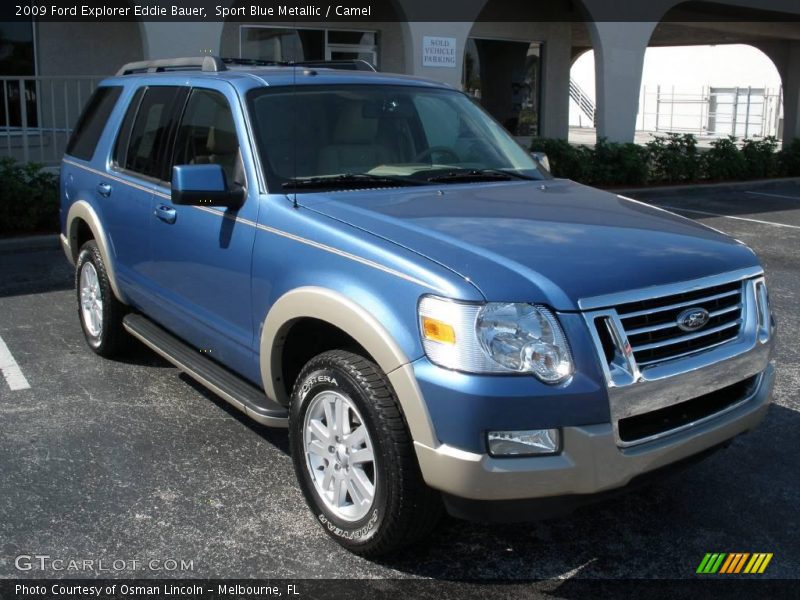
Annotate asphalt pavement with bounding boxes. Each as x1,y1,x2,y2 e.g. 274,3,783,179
0,180,798,584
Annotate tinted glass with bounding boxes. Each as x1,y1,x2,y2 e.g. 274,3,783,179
112,87,144,168
122,86,185,180
173,88,242,188
247,85,544,191
65,86,123,160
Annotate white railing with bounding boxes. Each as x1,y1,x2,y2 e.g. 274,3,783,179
569,78,595,125
0,76,102,165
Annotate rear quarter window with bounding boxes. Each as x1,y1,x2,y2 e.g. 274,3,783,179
65,86,123,161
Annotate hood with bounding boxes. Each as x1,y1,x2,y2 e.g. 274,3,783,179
297,179,760,310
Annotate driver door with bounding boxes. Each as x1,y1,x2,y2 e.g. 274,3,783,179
143,84,260,382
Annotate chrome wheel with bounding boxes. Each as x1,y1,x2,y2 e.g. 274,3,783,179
303,390,377,522
79,262,103,338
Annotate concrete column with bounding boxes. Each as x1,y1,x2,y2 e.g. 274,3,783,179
539,24,572,140
402,22,475,89
140,22,227,59
587,22,657,143
782,41,800,144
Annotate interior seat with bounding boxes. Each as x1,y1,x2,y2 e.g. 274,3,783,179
318,103,397,174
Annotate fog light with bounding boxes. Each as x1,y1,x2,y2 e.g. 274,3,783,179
487,429,560,456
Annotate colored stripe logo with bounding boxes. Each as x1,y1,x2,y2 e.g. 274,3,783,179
697,553,773,574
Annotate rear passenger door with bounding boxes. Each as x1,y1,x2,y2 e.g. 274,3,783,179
144,84,259,381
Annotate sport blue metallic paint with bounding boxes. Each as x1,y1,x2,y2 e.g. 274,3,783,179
298,179,761,310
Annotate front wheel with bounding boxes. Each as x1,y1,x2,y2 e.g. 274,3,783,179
289,350,442,556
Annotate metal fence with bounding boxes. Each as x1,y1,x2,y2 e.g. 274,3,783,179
637,85,783,139
0,76,102,165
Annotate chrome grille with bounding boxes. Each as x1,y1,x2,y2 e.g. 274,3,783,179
614,280,744,367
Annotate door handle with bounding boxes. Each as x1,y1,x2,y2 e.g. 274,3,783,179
96,182,112,197
154,204,177,224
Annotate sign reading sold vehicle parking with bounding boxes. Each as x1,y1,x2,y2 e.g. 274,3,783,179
422,36,457,68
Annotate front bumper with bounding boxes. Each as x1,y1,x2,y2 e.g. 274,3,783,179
414,361,774,505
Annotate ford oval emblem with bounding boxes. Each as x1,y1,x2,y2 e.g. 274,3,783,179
676,307,710,332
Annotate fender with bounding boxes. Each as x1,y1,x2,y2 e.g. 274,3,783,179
260,286,438,447
64,200,128,304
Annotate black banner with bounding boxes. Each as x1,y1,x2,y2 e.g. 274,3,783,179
3,0,800,22
2,579,799,600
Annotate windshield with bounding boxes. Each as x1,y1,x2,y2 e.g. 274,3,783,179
246,84,547,192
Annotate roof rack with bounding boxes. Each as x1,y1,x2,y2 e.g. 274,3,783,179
222,58,377,72
293,59,377,72
116,56,378,76
116,56,226,76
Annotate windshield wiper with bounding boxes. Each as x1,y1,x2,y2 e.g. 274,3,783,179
425,168,537,183
282,173,424,190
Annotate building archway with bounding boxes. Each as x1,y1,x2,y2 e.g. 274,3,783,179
579,0,799,143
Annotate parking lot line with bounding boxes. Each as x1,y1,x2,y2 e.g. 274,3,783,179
659,205,800,230
0,334,30,391
745,191,800,201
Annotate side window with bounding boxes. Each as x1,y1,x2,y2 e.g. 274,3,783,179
116,86,186,181
173,88,242,188
65,86,123,160
112,87,144,170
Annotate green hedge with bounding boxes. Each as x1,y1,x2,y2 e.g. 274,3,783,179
0,158,59,236
531,134,800,187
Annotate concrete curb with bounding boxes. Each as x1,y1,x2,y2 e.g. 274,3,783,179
0,234,59,253
609,177,800,198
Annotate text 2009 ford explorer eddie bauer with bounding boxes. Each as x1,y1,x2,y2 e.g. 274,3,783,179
60,56,775,556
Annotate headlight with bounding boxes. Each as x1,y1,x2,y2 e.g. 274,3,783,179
418,296,573,383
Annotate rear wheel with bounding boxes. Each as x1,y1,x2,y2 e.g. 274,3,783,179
289,349,442,556
75,240,128,357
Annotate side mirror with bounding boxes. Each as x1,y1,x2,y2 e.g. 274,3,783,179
171,164,244,209
530,151,550,173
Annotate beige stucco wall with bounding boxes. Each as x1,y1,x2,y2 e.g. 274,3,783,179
36,22,145,76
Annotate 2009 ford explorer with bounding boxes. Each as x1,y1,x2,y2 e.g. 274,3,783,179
60,56,775,556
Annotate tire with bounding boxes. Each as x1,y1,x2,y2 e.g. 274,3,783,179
75,240,128,357
289,349,442,556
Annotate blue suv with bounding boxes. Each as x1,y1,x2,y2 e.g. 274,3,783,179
60,56,776,556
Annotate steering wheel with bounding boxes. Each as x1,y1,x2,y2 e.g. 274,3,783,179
413,146,461,164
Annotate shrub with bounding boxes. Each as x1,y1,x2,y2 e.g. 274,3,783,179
529,136,589,181
645,133,700,183
702,136,747,181
0,158,59,236
779,138,800,177
588,138,649,186
741,136,779,179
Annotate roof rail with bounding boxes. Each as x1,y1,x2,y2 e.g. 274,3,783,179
294,59,377,72
221,57,378,72
116,56,227,76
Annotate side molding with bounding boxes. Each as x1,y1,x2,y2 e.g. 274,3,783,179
260,287,438,447
65,200,128,304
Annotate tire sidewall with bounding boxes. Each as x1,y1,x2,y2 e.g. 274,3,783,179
75,242,111,352
290,362,390,547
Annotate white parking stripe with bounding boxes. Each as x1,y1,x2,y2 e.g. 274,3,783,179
659,205,800,230
0,334,30,391
745,191,800,201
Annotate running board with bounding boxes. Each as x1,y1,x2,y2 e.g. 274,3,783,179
123,314,288,428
